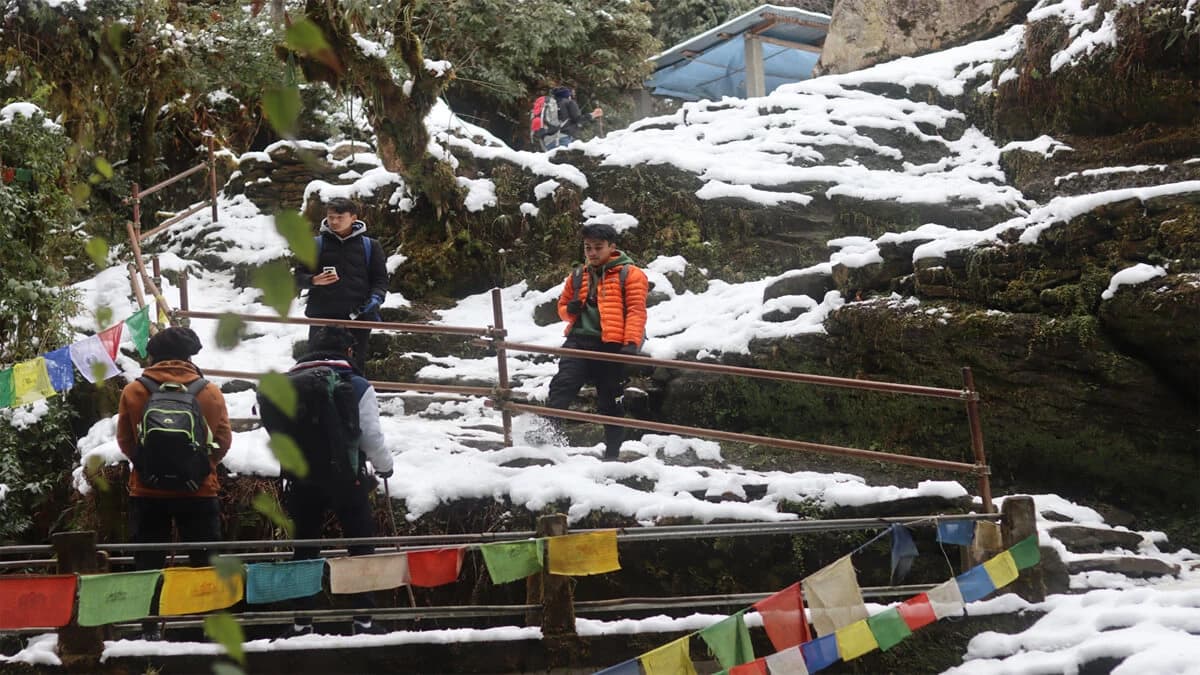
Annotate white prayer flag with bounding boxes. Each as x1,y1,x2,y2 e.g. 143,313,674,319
69,335,120,383
327,553,410,594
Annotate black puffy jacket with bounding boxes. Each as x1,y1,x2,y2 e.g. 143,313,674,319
295,220,388,319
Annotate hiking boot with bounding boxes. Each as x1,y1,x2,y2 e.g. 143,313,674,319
352,618,388,635
140,620,162,642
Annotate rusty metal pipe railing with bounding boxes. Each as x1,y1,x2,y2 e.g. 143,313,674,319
199,368,492,397
140,199,211,240
135,161,207,199
961,367,993,512
207,134,219,223
176,309,489,338
500,401,983,475
491,340,973,401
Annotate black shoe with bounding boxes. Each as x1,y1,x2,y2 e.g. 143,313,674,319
275,621,314,640
352,618,388,636
140,627,162,642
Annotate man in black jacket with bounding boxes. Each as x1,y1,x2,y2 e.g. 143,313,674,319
295,198,387,373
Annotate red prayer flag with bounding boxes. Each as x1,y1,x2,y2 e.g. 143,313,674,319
897,592,938,631
98,323,124,360
407,547,464,587
730,657,768,675
753,582,812,651
0,575,77,629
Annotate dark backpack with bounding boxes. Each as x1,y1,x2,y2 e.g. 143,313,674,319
258,365,361,483
530,94,560,140
570,263,646,345
135,377,214,492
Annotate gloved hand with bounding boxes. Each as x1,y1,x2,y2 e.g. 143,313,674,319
357,294,383,318
620,343,641,356
375,468,393,479
566,300,583,316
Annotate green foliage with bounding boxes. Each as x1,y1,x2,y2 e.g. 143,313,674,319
215,313,247,350
257,372,296,418
0,108,81,364
251,261,295,317
262,86,303,137
274,210,317,269
0,398,79,543
251,488,296,536
266,433,308,481
204,611,246,664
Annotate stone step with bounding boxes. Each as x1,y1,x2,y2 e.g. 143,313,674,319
1046,524,1144,553
1066,556,1181,579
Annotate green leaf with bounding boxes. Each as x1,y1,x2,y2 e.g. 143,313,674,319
215,313,247,350
251,260,295,317
70,182,91,205
262,86,302,137
203,613,245,665
212,663,245,675
84,454,110,493
275,211,317,269
266,433,308,481
93,157,113,179
211,556,245,587
85,237,108,267
252,489,296,537
96,306,113,329
285,18,330,53
258,371,296,418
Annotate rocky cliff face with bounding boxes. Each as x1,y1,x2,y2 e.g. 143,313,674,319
818,0,1035,74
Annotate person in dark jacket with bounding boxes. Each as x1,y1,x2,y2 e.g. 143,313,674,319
278,326,394,638
543,87,603,151
294,197,388,373
116,326,232,641
547,223,648,459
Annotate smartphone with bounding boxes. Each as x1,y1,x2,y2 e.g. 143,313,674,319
322,266,337,275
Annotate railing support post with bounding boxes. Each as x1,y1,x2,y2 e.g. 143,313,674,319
962,367,994,513
179,269,190,313
207,134,219,224
1001,496,1046,602
51,531,107,664
527,514,577,667
490,288,513,447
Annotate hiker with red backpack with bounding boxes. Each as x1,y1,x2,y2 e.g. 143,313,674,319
116,326,232,641
294,197,388,374
530,86,604,151
546,223,649,459
257,326,393,637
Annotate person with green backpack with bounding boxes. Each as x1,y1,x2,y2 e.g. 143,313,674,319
116,326,232,640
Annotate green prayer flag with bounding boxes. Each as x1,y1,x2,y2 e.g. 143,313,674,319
699,610,755,669
1009,535,1041,569
480,539,544,584
0,368,13,408
124,306,151,358
76,570,162,627
14,168,32,183
866,606,912,651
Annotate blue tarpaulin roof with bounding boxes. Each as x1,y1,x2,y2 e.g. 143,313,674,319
647,4,829,101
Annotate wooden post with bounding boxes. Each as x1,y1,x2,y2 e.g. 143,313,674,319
744,35,766,98
527,514,578,666
51,531,107,662
1001,496,1046,602
208,134,219,224
490,289,513,447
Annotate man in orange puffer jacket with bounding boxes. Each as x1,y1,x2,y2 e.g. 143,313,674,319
547,223,649,459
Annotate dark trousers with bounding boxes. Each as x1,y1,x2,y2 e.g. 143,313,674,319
546,335,626,458
285,478,376,610
130,496,220,632
307,324,370,374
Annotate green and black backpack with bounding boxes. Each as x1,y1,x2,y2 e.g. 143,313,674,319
135,377,214,492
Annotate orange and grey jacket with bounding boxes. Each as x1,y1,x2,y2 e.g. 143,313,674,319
116,360,232,498
557,251,649,347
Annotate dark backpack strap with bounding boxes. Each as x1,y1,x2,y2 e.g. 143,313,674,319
136,376,160,394
619,264,630,308
185,378,208,396
363,237,373,266
571,265,583,302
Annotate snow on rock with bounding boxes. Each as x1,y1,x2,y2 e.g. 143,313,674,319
456,175,498,212
1101,263,1168,300
581,198,638,233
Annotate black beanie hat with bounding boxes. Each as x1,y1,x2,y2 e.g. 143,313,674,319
146,326,203,362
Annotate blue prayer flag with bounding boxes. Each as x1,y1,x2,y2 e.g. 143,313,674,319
937,520,975,546
801,633,840,672
43,347,75,393
956,565,996,603
594,658,641,675
890,524,918,584
245,559,325,604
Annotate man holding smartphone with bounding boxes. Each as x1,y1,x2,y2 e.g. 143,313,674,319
295,197,388,373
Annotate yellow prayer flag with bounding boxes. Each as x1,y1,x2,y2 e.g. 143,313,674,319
835,619,878,661
547,530,620,576
12,358,56,406
640,636,697,675
158,567,244,615
983,550,1020,589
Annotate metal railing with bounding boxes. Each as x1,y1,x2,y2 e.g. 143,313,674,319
174,283,995,511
